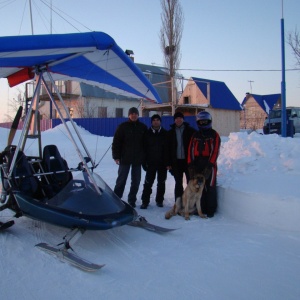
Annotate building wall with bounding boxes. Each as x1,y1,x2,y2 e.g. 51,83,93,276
32,79,239,135
179,79,240,135
240,96,267,130
39,97,141,119
207,108,240,136
38,97,81,119
179,80,208,105
37,79,141,119
82,98,141,118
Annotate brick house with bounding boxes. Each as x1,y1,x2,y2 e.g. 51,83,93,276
240,93,281,130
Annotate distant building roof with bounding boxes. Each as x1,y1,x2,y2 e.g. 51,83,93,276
241,93,281,114
136,63,170,103
191,77,242,111
80,82,134,100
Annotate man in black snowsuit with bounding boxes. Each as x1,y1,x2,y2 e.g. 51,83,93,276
187,111,221,217
112,107,147,207
166,112,196,200
140,114,168,209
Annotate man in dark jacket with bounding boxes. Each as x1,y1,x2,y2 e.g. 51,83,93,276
166,111,196,200
187,111,221,217
112,107,147,207
140,114,167,209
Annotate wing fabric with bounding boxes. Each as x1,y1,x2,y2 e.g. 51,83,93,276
0,32,161,103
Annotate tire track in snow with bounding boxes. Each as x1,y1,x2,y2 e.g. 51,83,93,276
25,219,46,244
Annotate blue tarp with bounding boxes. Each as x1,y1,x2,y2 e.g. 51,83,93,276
0,32,162,103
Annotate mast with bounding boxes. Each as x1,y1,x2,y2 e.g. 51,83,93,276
50,0,52,34
29,0,34,35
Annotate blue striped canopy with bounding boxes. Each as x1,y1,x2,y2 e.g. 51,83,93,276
0,32,162,103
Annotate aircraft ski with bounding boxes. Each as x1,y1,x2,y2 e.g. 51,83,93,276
128,216,177,233
36,242,105,272
0,220,14,231
34,215,176,272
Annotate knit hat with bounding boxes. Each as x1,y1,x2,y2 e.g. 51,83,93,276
151,114,161,122
128,107,139,116
173,111,184,120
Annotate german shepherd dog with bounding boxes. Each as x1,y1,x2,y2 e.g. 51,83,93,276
165,173,207,220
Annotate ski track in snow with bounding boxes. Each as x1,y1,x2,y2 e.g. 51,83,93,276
1,192,300,300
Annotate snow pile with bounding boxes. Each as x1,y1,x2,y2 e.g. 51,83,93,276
219,132,300,176
217,132,300,231
43,121,95,137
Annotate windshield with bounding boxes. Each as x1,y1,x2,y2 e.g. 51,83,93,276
269,109,291,119
45,172,125,215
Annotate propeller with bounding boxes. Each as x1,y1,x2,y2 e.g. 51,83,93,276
7,106,23,146
0,106,23,214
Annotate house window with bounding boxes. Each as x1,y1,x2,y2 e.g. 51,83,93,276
69,107,74,118
98,107,107,118
115,108,123,118
54,109,59,119
55,81,66,94
143,72,151,81
65,81,72,94
184,96,189,104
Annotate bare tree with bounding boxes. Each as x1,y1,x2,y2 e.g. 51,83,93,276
160,0,184,111
288,28,300,68
74,97,97,118
74,98,86,118
5,86,26,121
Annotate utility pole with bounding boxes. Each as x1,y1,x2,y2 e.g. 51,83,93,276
281,0,287,137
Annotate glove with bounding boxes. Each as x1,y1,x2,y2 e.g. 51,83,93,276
142,164,148,171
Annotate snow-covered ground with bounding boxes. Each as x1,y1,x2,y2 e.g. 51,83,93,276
1,123,299,300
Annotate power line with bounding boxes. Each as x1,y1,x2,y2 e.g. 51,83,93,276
151,63,300,72
177,68,300,72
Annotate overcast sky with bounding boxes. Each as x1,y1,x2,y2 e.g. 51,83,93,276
0,0,299,121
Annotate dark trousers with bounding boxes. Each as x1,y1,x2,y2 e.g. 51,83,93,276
141,165,167,204
201,175,218,217
174,159,190,199
114,164,141,204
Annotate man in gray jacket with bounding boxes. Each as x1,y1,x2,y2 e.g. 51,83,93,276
166,111,196,200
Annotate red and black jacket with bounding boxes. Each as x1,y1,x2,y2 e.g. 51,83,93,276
187,129,221,186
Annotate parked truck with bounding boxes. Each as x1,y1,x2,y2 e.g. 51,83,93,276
263,107,300,136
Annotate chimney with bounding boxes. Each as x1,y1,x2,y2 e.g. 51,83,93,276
125,49,134,62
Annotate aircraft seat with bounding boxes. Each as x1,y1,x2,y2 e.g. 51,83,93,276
42,145,72,193
12,151,42,198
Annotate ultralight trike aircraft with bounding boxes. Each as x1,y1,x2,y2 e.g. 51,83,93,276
0,32,174,271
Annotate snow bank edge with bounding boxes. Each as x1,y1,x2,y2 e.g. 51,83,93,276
217,186,300,232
